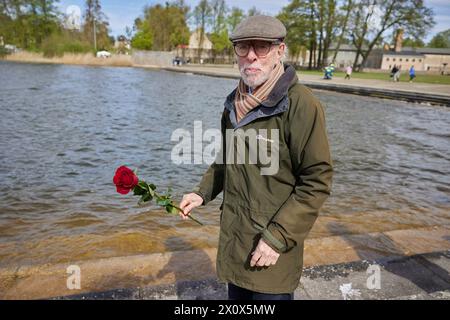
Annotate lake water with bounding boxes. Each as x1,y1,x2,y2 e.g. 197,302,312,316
0,61,449,268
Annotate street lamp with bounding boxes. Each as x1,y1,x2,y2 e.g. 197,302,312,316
93,17,97,52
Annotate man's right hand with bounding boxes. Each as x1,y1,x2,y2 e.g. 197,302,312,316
179,193,204,220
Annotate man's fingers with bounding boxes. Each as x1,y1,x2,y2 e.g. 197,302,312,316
178,198,190,220
256,256,268,267
250,251,261,267
182,203,196,216
264,258,274,267
179,198,188,210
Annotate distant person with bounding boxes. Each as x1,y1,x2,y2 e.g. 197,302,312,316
390,65,398,81
345,65,352,80
394,65,402,82
323,63,335,80
409,66,416,83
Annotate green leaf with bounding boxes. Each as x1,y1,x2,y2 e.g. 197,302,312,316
138,181,148,189
141,193,153,203
165,205,178,214
133,185,146,196
156,198,171,206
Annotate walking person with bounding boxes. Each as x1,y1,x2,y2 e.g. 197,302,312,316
394,65,402,82
180,15,333,300
390,65,398,81
409,65,416,83
345,65,352,80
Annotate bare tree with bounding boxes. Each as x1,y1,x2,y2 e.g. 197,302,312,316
350,0,435,71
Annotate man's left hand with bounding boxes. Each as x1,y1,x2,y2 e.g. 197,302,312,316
250,239,280,267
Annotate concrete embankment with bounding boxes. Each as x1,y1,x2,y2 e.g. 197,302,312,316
57,251,450,300
1,225,449,300
159,65,450,107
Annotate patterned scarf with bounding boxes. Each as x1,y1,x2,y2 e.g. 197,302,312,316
235,62,284,123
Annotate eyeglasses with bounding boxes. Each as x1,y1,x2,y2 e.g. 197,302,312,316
233,41,281,58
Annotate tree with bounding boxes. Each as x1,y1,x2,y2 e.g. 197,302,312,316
210,0,227,34
318,0,339,68
227,6,244,33
350,0,435,71
0,0,61,50
330,0,353,63
247,6,262,16
29,0,60,47
402,37,425,48
208,0,231,62
278,0,318,69
277,0,309,66
193,0,211,60
131,2,189,51
428,29,450,48
209,29,232,62
131,29,153,50
83,0,111,51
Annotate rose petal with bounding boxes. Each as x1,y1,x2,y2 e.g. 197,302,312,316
116,186,130,195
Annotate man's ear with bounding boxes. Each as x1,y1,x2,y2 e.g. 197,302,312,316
277,43,286,58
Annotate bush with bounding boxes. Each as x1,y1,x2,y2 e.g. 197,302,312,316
131,31,153,50
0,46,8,58
41,33,92,58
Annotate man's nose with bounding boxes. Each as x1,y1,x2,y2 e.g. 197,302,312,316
246,46,258,61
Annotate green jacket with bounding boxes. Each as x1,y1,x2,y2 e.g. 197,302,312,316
193,64,333,294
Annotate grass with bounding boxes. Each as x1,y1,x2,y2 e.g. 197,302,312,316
297,69,450,85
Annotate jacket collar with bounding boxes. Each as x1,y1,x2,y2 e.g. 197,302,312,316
224,64,298,129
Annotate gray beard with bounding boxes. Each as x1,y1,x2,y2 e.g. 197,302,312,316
239,63,276,89
241,72,270,89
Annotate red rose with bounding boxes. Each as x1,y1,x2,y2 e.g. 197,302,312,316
113,166,139,194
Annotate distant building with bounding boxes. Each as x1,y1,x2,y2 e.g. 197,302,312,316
183,29,213,63
368,29,450,73
188,29,213,52
373,47,450,73
327,44,365,68
412,48,450,73
380,50,425,71
114,35,131,54
175,29,235,64
286,44,366,69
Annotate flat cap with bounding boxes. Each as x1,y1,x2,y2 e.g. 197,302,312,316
230,15,287,42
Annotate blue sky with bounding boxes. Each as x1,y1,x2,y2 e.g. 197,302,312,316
58,0,450,42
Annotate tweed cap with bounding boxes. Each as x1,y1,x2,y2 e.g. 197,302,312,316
230,15,287,42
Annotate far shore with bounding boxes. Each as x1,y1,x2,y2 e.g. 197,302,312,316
3,51,134,67
3,51,450,106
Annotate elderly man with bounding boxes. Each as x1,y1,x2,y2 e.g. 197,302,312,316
180,15,333,300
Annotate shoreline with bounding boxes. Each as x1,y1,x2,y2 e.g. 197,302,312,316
3,53,450,107
1,225,449,300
